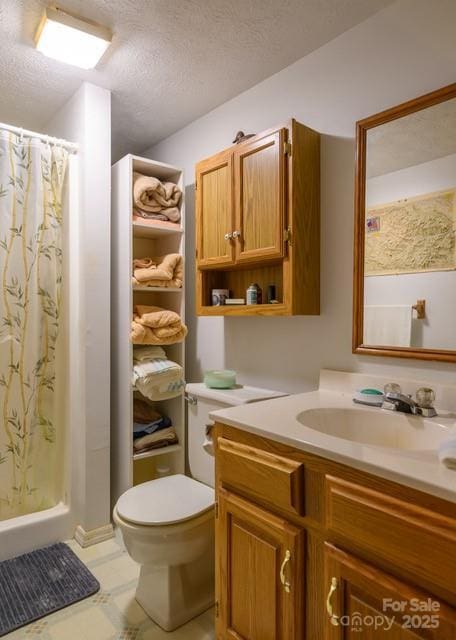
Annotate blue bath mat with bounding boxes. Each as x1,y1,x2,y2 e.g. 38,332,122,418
0,542,100,636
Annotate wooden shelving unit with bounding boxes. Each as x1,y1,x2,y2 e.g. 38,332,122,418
111,154,185,504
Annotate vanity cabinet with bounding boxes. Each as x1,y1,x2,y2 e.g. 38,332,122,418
324,543,456,639
195,119,320,316
217,489,304,640
213,424,456,639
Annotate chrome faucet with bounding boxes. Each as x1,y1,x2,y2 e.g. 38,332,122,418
382,385,437,418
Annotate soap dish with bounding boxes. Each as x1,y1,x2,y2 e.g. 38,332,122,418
204,369,237,389
353,388,384,407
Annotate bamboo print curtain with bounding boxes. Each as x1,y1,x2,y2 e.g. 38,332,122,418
0,131,68,520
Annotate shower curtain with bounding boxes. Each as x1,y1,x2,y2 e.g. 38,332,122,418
0,131,69,520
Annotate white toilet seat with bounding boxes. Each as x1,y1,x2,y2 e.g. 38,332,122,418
115,474,214,526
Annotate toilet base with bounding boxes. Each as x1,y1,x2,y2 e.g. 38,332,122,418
135,551,215,631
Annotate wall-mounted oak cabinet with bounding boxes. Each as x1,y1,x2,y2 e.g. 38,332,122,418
195,119,320,316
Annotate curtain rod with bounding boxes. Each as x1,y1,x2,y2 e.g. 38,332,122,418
0,122,78,153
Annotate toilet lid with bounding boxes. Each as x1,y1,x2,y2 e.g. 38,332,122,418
116,474,215,526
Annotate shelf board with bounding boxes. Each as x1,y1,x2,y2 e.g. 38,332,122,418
199,303,288,316
133,286,183,293
133,444,182,462
133,220,183,239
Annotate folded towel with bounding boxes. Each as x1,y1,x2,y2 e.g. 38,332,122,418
133,426,178,454
438,437,456,470
133,416,172,440
134,207,181,223
133,213,181,229
132,254,183,289
133,398,162,424
133,346,166,363
134,208,170,222
133,172,182,222
133,355,185,401
131,305,188,345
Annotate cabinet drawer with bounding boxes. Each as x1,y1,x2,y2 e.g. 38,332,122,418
325,475,456,594
217,437,305,515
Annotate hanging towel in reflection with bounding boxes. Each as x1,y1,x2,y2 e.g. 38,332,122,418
131,305,188,345
364,305,412,347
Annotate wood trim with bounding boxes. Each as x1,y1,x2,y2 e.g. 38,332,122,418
325,475,456,597
233,127,286,264
195,147,235,269
352,82,456,363
218,437,305,516
217,488,305,640
324,542,456,638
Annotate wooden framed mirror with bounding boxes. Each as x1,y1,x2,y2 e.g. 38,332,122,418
353,83,456,362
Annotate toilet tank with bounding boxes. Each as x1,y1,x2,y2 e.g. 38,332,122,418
185,383,288,488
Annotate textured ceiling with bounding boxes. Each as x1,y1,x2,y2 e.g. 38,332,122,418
0,0,393,160
367,97,456,177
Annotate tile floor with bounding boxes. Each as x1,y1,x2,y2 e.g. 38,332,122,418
6,532,215,640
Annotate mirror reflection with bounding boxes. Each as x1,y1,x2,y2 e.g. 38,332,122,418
363,97,456,350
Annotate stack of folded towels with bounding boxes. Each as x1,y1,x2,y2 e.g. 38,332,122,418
133,172,182,225
133,398,178,454
132,345,185,401
132,254,183,289
131,305,188,345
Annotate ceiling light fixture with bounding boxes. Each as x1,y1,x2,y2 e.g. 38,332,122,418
35,6,112,69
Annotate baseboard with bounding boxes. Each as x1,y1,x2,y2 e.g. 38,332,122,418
74,523,115,548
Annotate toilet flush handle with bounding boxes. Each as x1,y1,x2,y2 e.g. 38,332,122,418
184,393,197,405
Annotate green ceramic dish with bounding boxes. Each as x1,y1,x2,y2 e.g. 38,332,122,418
204,369,237,389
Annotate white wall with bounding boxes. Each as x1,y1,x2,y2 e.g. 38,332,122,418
46,82,112,535
365,153,456,350
144,0,456,393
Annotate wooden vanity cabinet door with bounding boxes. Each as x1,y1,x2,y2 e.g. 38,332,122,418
233,128,287,264
196,148,235,268
216,489,304,640
324,543,456,639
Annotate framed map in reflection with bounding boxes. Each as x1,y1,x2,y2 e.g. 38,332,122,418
365,188,456,276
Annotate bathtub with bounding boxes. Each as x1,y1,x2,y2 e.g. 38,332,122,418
0,503,75,561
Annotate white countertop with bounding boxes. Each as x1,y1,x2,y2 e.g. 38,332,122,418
210,388,456,503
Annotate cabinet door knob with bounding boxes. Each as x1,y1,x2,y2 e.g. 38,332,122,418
224,232,233,241
326,577,339,626
232,230,241,239
279,549,291,593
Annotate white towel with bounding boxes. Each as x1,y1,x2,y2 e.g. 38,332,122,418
364,305,412,347
438,437,456,470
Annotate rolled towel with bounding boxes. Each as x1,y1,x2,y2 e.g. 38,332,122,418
132,254,183,289
133,172,182,222
438,437,456,470
133,426,178,454
131,305,188,345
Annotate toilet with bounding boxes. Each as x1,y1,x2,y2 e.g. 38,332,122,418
113,383,286,631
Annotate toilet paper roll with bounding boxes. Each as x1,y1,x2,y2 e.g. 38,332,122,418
203,422,215,457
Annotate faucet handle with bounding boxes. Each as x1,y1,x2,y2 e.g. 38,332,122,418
416,387,436,409
384,382,402,395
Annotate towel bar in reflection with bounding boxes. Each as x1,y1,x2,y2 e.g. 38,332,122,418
412,299,426,319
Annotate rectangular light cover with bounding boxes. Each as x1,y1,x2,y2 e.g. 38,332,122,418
35,7,111,69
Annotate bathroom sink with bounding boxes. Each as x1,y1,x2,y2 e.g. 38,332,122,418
296,407,450,451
